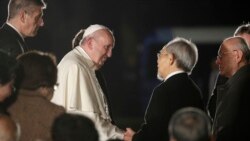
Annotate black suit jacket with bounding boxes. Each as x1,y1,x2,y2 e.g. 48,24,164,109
207,74,228,121
0,24,28,58
213,64,250,141
133,73,204,141
0,24,29,113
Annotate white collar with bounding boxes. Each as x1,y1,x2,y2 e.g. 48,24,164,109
164,70,185,81
75,46,97,70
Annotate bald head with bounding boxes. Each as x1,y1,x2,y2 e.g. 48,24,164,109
223,36,250,62
216,36,250,77
0,114,19,141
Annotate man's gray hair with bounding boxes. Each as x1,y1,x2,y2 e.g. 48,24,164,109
234,23,250,36
163,37,198,74
8,0,46,20
168,107,211,141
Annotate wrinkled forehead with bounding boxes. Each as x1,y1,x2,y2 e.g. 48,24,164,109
25,5,44,17
219,38,235,51
25,4,44,12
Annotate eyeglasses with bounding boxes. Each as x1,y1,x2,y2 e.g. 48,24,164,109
217,50,237,59
157,52,168,59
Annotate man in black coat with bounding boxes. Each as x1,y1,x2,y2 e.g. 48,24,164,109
212,36,250,141
207,23,250,121
124,37,204,141
0,0,46,58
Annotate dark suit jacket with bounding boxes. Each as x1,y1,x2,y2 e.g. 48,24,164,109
133,73,204,141
8,89,65,141
207,74,228,121
0,24,28,58
213,64,250,141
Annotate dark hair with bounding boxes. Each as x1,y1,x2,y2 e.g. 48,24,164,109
234,23,250,36
169,107,211,141
8,0,47,20
0,51,18,85
16,50,57,90
52,113,99,141
72,29,85,49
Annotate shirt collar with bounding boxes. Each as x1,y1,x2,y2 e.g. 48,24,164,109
6,22,25,41
164,70,185,81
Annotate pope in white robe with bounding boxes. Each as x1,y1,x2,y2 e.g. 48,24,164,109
51,24,124,141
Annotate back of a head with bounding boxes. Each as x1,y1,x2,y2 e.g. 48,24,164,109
51,113,99,141
234,23,250,53
8,0,46,20
0,114,19,141
168,107,211,141
234,23,250,36
164,37,198,74
16,50,57,90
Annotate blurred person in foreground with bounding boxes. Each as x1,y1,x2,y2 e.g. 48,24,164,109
0,51,19,114
0,113,20,141
51,113,99,141
8,50,65,141
169,107,212,141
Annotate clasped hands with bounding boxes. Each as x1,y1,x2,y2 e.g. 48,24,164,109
124,128,135,141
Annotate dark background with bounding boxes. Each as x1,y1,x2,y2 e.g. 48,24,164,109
1,0,249,130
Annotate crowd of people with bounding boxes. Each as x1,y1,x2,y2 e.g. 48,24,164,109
0,0,250,141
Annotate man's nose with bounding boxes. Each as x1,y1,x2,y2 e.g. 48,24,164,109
215,57,220,65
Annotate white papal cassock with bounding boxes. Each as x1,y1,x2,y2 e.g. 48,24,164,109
51,46,124,141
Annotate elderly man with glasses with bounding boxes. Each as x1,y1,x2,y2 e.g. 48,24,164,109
212,36,250,141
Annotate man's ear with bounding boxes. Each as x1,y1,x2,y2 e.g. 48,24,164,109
169,53,175,65
235,50,244,63
86,37,94,50
19,10,26,23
